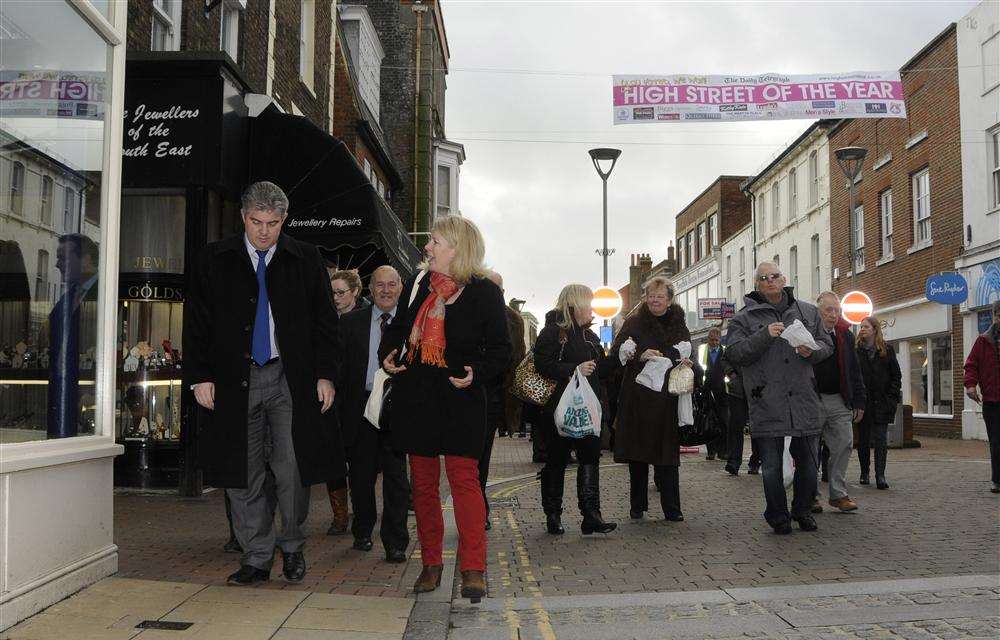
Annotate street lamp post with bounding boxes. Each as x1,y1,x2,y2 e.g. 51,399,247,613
834,146,868,290
588,148,622,287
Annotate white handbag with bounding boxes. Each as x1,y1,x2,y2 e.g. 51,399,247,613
363,269,428,428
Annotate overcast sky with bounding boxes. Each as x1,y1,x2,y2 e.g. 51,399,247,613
440,0,980,319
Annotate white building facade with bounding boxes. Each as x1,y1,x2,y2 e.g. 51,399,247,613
719,223,754,309
0,0,127,629
955,0,1000,439
745,121,836,307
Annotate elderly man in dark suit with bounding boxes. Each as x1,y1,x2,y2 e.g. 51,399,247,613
337,264,410,561
185,181,345,586
703,327,729,462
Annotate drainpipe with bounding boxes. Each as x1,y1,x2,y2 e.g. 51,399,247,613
412,2,428,234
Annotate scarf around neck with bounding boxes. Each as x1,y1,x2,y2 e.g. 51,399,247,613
408,271,460,367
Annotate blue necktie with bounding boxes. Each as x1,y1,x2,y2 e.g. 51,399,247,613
251,250,271,365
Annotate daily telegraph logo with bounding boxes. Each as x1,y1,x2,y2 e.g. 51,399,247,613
719,104,748,112
865,103,887,114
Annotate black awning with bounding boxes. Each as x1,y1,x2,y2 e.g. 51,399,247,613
248,106,421,278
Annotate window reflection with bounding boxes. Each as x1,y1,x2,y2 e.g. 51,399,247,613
0,0,110,442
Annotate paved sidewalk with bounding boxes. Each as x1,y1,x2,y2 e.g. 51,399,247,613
1,577,413,640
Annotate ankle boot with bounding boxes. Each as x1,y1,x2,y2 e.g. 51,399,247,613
874,446,889,489
577,464,617,535
326,487,349,535
540,466,565,535
858,446,870,485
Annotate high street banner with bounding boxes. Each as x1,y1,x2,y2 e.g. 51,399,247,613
612,71,907,124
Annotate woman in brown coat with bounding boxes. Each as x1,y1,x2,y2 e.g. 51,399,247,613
608,277,695,522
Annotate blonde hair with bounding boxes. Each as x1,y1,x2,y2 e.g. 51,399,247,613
643,276,675,299
555,284,593,331
421,216,489,284
329,269,362,293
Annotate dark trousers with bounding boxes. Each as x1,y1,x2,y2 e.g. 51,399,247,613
706,395,729,458
984,401,1000,485
542,422,601,467
857,414,888,475
726,395,759,471
629,463,680,517
754,434,819,527
348,415,410,552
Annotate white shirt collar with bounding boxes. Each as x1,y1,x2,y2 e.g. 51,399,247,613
244,235,276,260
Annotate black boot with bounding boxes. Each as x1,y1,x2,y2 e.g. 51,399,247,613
858,445,871,485
578,464,617,535
540,466,565,535
874,446,889,490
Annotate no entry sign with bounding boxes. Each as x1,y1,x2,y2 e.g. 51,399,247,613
841,290,873,325
592,287,623,319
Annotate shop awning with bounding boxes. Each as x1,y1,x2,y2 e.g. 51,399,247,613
248,105,421,278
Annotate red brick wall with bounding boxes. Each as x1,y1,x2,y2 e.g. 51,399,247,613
828,25,963,436
674,176,750,264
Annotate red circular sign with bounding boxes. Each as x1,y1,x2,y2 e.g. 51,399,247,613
841,290,873,325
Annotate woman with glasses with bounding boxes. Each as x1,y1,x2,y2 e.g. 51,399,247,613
329,269,370,317
324,268,369,536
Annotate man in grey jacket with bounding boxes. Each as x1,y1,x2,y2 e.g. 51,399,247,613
725,262,833,534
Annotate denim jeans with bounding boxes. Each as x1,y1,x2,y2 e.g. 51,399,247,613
753,434,820,527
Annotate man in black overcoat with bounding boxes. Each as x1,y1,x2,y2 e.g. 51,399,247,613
184,181,345,586
703,327,730,461
336,265,410,561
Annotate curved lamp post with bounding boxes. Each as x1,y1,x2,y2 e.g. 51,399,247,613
588,148,622,286
835,146,868,289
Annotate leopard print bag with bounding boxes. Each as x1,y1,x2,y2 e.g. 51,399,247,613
512,332,566,406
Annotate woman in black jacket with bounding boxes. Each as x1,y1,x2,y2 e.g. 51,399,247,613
533,284,617,536
379,216,511,601
856,316,902,489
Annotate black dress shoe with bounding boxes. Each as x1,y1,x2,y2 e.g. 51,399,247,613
385,548,407,563
664,512,684,522
724,465,738,476
282,551,306,583
771,521,792,535
793,515,818,532
223,537,243,554
630,509,644,520
353,537,374,551
227,565,270,586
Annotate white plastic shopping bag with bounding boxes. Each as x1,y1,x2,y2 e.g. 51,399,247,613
782,436,794,488
672,341,695,426
554,369,602,439
780,319,821,351
363,368,390,429
636,356,673,392
619,337,638,365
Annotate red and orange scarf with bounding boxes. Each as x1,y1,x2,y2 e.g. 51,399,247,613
408,271,460,367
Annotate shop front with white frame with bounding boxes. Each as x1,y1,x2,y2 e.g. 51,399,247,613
0,0,127,629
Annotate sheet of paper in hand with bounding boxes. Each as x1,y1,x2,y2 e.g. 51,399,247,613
780,319,820,351
636,356,673,392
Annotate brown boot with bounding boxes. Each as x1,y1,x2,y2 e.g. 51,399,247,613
326,487,349,535
460,570,486,601
413,565,443,593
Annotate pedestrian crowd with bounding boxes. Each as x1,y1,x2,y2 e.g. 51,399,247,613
186,181,1000,602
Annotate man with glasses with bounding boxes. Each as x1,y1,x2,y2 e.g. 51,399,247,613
724,262,832,535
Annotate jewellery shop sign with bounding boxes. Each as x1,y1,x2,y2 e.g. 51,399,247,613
120,282,184,303
121,76,218,187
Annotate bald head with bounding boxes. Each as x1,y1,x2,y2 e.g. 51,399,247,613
487,271,504,291
371,265,401,312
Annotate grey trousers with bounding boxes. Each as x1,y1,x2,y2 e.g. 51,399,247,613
818,393,854,501
227,361,310,571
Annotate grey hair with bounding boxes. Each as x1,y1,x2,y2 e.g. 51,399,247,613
816,291,839,305
643,276,675,299
241,181,289,214
754,261,781,290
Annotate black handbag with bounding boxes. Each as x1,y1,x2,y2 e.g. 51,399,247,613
678,387,722,447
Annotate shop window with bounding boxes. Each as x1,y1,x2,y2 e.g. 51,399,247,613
788,167,797,220
912,168,931,245
808,150,819,206
299,0,315,90
152,0,181,52
120,193,186,274
908,336,954,417
0,0,111,442
853,204,865,271
909,341,928,414
10,161,24,215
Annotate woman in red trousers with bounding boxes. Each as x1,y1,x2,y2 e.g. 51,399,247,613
379,216,511,601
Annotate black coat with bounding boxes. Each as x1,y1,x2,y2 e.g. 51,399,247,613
378,273,512,459
184,233,346,488
533,309,606,416
857,343,902,424
607,304,695,466
704,345,728,401
336,304,386,448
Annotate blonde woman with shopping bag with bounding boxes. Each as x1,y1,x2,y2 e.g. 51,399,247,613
533,284,617,536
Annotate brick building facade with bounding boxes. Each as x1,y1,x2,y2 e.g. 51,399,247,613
828,25,963,437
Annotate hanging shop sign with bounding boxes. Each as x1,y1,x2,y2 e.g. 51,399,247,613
698,298,736,320
612,71,906,124
925,273,968,305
